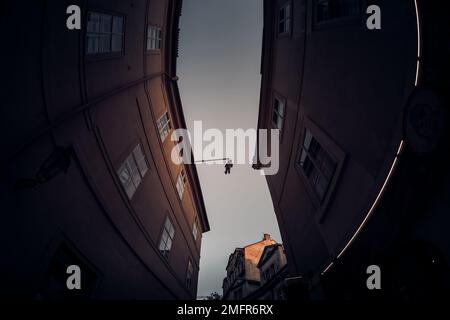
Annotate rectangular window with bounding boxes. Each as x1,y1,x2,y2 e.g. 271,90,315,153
176,169,186,200
147,25,162,50
159,217,175,259
192,216,199,241
272,96,285,132
298,129,337,202
186,260,193,289
86,12,124,55
117,143,149,199
157,112,172,142
315,0,361,23
278,2,292,35
132,144,148,177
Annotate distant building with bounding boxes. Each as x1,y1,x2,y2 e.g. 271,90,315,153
222,234,277,300
246,244,288,300
1,0,209,299
254,0,450,299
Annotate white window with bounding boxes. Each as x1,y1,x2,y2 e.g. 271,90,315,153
132,144,148,177
117,144,148,199
157,112,172,142
159,217,175,259
147,25,162,50
86,12,124,54
278,3,292,35
186,260,193,289
272,97,285,131
176,169,186,200
192,216,199,241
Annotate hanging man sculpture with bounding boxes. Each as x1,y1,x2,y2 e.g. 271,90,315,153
224,159,233,175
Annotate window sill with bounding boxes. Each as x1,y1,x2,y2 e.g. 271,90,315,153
313,16,363,32
86,51,125,62
146,49,161,55
277,32,292,39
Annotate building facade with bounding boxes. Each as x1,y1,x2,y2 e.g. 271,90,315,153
246,244,288,300
0,0,209,299
254,0,450,299
222,234,277,300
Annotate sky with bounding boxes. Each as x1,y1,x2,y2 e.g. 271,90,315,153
178,0,282,297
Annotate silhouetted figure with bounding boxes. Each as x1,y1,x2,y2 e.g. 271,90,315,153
224,160,233,175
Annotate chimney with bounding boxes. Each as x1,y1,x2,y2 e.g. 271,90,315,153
263,234,271,241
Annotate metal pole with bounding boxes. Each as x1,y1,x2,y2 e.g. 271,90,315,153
194,157,230,164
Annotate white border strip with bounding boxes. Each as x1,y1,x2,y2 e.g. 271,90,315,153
321,141,405,275
414,0,421,59
415,60,420,87
336,140,405,259
320,0,421,276
414,0,421,86
321,262,334,276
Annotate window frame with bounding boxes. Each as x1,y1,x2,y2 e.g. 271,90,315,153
176,169,187,200
192,216,199,241
185,260,193,289
271,92,287,142
312,0,364,30
158,216,176,260
298,129,336,202
146,25,162,52
132,144,149,177
278,1,293,37
85,10,125,59
157,111,172,143
117,143,149,200
295,118,345,222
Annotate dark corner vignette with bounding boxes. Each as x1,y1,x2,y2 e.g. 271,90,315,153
0,0,449,316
